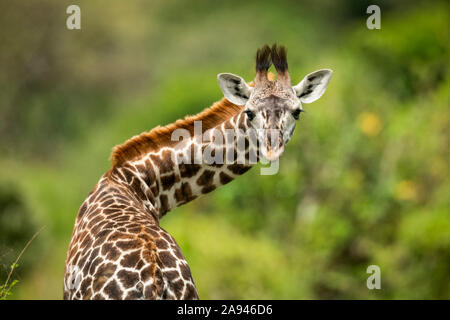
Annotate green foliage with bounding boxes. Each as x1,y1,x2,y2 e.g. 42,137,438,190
0,226,43,300
0,0,448,299
0,278,19,300
0,262,20,300
0,184,40,284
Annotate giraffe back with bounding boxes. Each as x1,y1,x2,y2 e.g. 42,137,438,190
64,174,198,300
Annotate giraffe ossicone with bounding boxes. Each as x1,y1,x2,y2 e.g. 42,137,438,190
64,44,332,300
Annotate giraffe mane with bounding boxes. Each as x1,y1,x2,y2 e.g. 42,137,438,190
111,98,244,167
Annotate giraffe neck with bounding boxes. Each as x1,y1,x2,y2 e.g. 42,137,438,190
108,100,260,220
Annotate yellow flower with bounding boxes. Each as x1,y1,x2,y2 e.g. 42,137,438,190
394,180,418,201
358,112,382,137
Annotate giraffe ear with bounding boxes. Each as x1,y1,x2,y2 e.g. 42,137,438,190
293,69,333,104
217,73,253,106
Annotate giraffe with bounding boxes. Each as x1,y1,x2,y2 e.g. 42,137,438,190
63,44,332,300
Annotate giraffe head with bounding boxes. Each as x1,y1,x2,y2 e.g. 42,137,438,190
217,44,332,161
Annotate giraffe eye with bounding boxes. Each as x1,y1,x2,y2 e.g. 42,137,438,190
292,109,303,120
244,110,255,121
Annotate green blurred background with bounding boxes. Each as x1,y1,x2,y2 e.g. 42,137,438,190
0,0,449,299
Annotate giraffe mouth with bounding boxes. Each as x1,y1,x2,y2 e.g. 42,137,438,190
264,144,285,161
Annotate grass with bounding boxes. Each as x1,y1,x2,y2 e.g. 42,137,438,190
0,227,44,299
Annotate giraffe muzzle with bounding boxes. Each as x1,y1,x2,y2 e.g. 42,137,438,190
261,129,285,161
